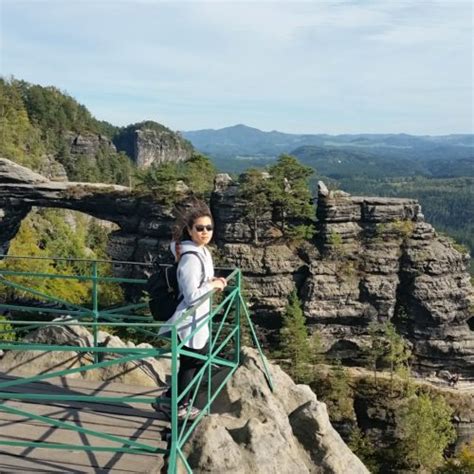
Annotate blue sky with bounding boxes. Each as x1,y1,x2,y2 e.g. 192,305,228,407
0,0,472,134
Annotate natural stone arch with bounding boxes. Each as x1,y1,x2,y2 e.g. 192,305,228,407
0,158,174,261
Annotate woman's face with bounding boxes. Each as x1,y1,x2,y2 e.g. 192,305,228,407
188,215,214,247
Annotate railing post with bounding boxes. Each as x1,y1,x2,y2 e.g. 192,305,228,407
235,270,241,366
239,293,274,392
168,325,179,474
92,260,99,364
207,292,214,415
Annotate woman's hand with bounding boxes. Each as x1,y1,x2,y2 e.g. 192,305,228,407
211,277,227,291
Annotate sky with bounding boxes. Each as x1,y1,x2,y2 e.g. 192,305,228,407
0,0,472,135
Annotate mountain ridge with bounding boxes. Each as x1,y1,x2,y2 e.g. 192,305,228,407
183,123,473,149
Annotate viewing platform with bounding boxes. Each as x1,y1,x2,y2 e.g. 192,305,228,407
0,255,272,473
0,375,168,473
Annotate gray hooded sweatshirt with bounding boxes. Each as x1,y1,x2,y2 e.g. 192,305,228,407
159,240,214,349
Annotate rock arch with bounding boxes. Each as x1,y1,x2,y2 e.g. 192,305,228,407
0,158,174,262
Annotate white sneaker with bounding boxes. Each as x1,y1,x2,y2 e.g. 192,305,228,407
177,403,201,421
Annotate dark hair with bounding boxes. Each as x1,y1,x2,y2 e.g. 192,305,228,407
172,200,213,243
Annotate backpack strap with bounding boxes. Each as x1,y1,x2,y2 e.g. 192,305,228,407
179,250,206,288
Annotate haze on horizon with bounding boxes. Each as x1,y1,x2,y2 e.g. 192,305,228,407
0,0,472,136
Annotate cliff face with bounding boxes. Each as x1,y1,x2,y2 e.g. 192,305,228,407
211,176,473,378
114,122,194,168
64,131,117,157
56,126,193,175
0,159,472,379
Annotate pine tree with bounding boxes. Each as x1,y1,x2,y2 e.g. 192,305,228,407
134,162,182,206
367,321,386,386
239,168,271,243
383,322,411,391
328,359,353,420
267,154,314,233
279,291,311,382
183,153,216,198
398,393,456,471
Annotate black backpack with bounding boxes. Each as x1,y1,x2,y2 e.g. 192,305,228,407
146,251,205,321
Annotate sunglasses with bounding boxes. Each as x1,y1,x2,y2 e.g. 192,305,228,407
194,225,214,232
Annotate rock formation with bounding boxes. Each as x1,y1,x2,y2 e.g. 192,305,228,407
183,347,369,474
64,131,117,158
0,158,172,259
0,317,170,387
0,158,472,380
114,122,194,168
211,175,473,379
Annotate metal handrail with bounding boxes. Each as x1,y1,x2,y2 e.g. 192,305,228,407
0,255,272,473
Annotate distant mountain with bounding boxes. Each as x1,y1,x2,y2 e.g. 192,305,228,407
182,124,474,176
183,124,309,157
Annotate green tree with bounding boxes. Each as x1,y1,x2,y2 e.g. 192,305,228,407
383,322,412,390
239,168,271,243
183,153,216,198
367,321,386,386
366,321,412,391
0,210,125,309
279,290,311,382
134,162,182,206
0,219,89,305
327,359,353,420
348,427,379,473
398,393,456,472
309,329,325,365
267,154,314,233
0,78,47,170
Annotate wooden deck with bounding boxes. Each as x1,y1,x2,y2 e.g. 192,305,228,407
0,375,169,473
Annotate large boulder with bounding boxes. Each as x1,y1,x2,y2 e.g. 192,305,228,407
182,347,369,473
0,318,170,387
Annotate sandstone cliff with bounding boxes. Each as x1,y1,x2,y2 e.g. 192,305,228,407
64,131,117,158
212,175,473,379
114,121,194,168
0,159,472,381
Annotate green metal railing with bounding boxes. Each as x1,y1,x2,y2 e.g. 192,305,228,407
0,255,273,473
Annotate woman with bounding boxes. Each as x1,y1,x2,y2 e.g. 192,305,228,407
155,205,227,420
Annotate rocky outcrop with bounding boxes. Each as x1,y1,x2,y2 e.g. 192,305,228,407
182,347,369,474
305,185,473,377
36,154,68,181
58,131,120,177
0,157,172,255
64,131,117,157
114,122,194,168
0,159,472,380
0,318,170,387
211,175,473,378
211,174,308,336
